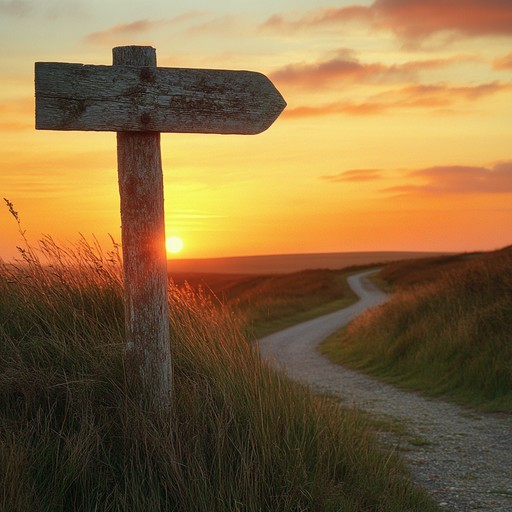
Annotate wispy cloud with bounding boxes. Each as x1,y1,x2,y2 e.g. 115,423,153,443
0,1,87,19
186,15,241,36
493,53,512,70
0,0,31,16
283,102,385,118
270,53,384,88
85,12,204,45
385,162,512,196
282,81,512,118
85,19,169,45
168,10,205,24
262,0,512,42
270,52,474,89
378,81,512,106
373,0,512,40
321,169,384,183
322,162,512,197
261,6,371,32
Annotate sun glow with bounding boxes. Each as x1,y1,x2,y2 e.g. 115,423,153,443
166,236,184,255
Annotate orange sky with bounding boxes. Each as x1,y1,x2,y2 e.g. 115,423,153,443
1,0,511,260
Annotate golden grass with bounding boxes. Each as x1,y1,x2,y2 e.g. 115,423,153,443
0,201,440,511
321,247,512,412
171,269,359,337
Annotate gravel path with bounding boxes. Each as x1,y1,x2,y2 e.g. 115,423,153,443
258,270,512,511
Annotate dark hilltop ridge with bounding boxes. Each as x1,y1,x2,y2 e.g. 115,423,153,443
167,250,451,275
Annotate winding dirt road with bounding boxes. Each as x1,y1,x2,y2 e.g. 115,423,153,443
258,270,512,511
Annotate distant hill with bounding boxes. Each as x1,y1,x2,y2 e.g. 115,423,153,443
167,251,451,275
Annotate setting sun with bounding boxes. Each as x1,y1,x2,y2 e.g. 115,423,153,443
166,236,184,255
0,0,511,263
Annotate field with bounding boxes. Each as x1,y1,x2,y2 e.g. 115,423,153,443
321,247,512,412
168,250,451,338
0,228,440,510
170,269,359,337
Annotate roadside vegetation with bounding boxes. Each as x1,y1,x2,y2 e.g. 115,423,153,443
0,206,439,511
171,268,359,338
373,252,477,291
321,247,512,412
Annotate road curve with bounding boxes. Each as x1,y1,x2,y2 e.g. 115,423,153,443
257,270,512,512
257,269,388,398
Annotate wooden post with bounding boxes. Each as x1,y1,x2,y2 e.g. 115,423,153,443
35,45,286,411
113,46,171,410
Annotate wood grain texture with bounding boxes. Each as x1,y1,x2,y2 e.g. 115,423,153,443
35,61,286,134
114,46,171,411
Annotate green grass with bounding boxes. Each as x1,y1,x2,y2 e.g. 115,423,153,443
376,253,477,290
171,269,360,338
320,247,512,413
0,205,440,511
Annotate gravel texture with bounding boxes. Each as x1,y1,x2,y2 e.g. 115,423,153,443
258,270,512,511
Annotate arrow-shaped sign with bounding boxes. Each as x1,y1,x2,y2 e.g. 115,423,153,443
35,62,286,135
34,46,286,410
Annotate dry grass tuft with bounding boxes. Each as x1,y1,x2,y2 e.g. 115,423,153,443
322,248,512,412
171,269,358,337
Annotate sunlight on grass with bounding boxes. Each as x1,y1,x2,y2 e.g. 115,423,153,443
171,269,361,338
0,202,440,511
321,249,512,412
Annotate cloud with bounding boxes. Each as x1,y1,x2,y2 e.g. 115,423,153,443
270,55,385,88
270,52,474,89
186,15,240,36
85,19,169,45
0,1,88,19
493,53,512,70
385,162,512,196
321,169,384,183
0,0,31,16
283,102,386,118
261,6,371,32
44,1,88,20
262,0,512,41
380,81,512,107
282,81,512,119
84,12,211,45
373,0,512,40
322,162,512,197
168,10,205,24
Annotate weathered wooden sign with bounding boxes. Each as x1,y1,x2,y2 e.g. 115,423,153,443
35,62,286,134
34,46,286,410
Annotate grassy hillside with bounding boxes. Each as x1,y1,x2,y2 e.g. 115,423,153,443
171,269,359,337
0,234,440,511
374,252,480,290
321,247,512,412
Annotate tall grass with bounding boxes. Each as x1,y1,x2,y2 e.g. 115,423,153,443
376,253,478,290
321,248,512,412
0,208,439,510
172,269,358,338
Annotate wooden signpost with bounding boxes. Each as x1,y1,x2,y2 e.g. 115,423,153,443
35,46,286,410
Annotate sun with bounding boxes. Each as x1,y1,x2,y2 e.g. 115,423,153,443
166,236,184,255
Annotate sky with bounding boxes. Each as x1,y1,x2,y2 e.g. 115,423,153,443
1,0,511,260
